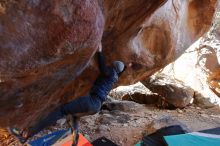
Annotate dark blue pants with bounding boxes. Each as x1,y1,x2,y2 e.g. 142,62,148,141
29,95,102,137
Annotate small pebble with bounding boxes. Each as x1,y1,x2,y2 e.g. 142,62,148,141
201,114,209,118
177,114,182,117
196,107,201,110
177,109,183,113
123,123,128,127
210,115,220,118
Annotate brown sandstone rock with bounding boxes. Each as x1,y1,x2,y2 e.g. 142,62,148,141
110,76,194,108
160,43,220,107
0,0,217,128
143,74,194,108
160,9,220,107
162,40,220,107
109,82,159,104
110,0,217,83
0,0,104,127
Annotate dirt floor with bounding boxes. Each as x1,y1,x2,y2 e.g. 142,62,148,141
1,101,220,146
79,103,220,146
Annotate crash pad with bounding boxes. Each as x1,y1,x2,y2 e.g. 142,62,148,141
164,131,220,146
54,133,92,146
28,129,71,146
28,128,92,146
92,137,118,146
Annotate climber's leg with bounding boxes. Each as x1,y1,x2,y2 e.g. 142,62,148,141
26,95,102,138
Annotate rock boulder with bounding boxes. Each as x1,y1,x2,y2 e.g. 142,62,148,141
160,10,220,107
0,0,104,127
142,74,194,108
109,82,159,104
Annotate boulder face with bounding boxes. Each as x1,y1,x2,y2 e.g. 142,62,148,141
109,82,160,105
0,0,104,127
142,74,194,108
0,0,217,128
159,6,220,108
110,77,194,109
160,29,220,107
111,0,217,83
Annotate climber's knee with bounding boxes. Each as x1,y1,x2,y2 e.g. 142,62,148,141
87,98,102,114
88,104,101,114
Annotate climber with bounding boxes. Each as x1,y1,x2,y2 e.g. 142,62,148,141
9,43,126,144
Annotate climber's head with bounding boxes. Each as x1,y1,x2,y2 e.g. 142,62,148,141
112,61,125,75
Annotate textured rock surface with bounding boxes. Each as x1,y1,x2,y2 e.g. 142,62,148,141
109,82,159,104
102,97,141,112
0,0,217,128
110,77,194,108
0,0,104,127
161,40,220,107
143,74,194,108
115,0,217,83
160,10,220,107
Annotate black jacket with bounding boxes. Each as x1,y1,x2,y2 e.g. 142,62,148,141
90,52,118,101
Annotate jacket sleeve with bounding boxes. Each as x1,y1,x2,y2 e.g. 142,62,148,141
97,52,110,76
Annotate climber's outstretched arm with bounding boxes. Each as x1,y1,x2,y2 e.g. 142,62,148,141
97,44,110,76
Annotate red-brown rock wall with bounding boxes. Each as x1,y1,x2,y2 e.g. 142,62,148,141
0,0,104,127
117,0,217,83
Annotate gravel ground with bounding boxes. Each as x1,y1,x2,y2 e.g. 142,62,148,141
1,102,220,146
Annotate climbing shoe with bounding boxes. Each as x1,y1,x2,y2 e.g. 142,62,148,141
8,127,27,144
